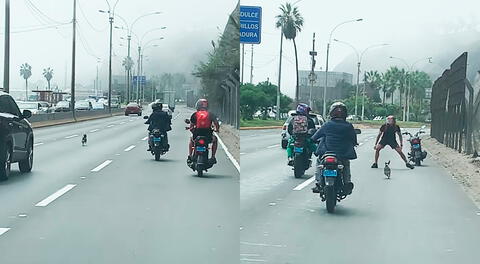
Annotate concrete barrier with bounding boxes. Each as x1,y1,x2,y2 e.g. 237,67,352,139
29,108,125,128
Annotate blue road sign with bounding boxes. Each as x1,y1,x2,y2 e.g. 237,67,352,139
132,76,146,85
240,6,262,44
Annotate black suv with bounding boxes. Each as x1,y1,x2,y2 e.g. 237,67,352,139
0,91,34,180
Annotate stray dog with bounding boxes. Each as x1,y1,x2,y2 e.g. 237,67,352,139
384,161,391,179
82,134,87,146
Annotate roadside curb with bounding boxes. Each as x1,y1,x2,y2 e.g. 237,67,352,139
31,112,125,129
240,126,282,130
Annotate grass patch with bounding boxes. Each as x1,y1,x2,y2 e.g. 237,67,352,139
240,118,285,127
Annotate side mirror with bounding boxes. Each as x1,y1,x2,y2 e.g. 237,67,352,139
184,119,191,124
22,109,32,119
143,116,148,119
354,129,361,134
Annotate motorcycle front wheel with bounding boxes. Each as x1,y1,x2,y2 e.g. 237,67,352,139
325,185,336,213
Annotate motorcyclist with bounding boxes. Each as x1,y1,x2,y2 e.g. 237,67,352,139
187,99,220,165
145,102,172,151
311,102,357,195
286,103,317,166
371,115,414,169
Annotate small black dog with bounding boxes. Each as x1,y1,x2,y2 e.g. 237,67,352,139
82,134,87,146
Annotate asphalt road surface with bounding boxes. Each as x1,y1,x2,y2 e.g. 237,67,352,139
241,128,480,264
0,106,239,264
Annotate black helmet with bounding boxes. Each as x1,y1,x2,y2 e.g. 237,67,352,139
152,102,162,111
329,102,348,119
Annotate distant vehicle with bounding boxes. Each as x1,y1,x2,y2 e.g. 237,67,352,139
92,102,105,110
75,101,92,111
55,101,71,112
0,91,34,180
37,101,53,113
281,111,322,149
162,104,172,116
373,116,384,121
110,98,120,108
346,115,362,121
125,103,142,116
16,101,43,115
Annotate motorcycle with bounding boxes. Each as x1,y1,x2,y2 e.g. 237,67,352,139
144,116,169,161
315,128,361,213
185,119,214,177
402,125,427,166
290,129,316,178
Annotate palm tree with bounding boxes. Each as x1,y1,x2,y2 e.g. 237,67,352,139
276,2,304,104
20,63,32,100
42,67,54,90
365,70,381,99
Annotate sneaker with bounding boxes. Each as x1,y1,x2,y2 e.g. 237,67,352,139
344,182,354,195
187,156,193,166
147,147,152,152
312,185,320,193
371,163,378,168
287,158,294,166
209,157,217,165
406,163,414,169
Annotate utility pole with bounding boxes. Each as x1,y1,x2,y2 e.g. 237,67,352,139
276,30,283,120
136,46,141,104
127,35,131,102
250,44,254,84
323,42,330,118
361,71,366,119
3,0,10,93
355,61,360,117
308,33,317,108
140,54,144,102
241,44,245,84
107,13,113,114
71,0,77,119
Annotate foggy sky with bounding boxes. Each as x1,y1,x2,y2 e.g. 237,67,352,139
241,0,480,97
0,0,237,93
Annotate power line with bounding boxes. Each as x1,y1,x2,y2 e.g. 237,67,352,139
77,24,101,59
24,0,70,38
25,0,70,25
77,0,107,33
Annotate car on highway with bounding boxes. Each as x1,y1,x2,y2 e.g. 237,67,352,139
0,91,34,180
125,103,142,116
92,102,105,110
16,101,44,115
162,104,173,116
281,111,323,149
54,101,71,112
75,101,92,111
373,116,384,121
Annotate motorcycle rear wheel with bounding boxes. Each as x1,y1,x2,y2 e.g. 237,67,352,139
325,186,336,213
415,158,421,166
155,152,161,161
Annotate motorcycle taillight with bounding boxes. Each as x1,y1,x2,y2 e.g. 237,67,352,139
198,139,206,145
412,139,420,144
325,156,337,164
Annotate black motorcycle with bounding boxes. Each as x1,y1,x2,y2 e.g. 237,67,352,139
185,119,214,177
290,129,316,178
144,116,169,161
402,125,427,166
315,128,361,213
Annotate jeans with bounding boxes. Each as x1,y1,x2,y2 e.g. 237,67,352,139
315,158,351,184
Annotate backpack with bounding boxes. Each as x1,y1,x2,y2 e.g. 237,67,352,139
292,115,308,134
195,110,212,129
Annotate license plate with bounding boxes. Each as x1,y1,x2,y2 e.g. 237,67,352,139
294,147,304,153
196,146,206,152
153,137,162,142
323,169,337,177
413,144,420,149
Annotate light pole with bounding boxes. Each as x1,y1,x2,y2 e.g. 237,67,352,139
3,0,10,93
389,56,431,122
334,39,389,119
323,19,363,118
136,39,163,103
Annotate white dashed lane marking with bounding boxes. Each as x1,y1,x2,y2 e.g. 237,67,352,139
34,142,44,147
65,134,79,139
89,129,99,133
35,184,77,207
293,176,315,191
124,145,136,152
91,160,113,172
0,228,10,237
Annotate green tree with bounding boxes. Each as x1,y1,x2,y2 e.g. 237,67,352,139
20,63,32,100
275,2,304,103
42,67,54,91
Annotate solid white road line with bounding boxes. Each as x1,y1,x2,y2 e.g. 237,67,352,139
89,129,99,133
65,134,79,139
34,142,44,147
214,132,240,173
124,145,136,152
91,160,113,172
267,144,280,149
293,176,315,191
35,184,76,207
0,228,10,236
141,136,148,141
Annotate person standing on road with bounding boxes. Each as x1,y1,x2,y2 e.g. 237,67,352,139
371,115,414,169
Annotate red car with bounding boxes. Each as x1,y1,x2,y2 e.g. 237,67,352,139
125,103,142,116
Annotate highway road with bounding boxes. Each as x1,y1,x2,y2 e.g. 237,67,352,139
0,106,239,264
240,128,480,264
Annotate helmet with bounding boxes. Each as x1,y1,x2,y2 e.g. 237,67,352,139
386,115,396,125
329,102,348,119
152,102,162,111
195,99,208,110
296,103,311,115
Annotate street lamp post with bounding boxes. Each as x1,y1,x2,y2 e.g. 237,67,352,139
323,19,363,118
3,0,10,93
